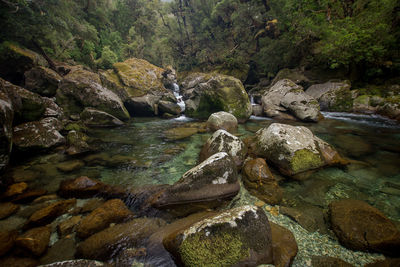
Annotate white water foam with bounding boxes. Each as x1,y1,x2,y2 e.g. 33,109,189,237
322,112,400,128
173,83,186,112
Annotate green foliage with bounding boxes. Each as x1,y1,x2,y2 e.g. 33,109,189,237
97,46,118,69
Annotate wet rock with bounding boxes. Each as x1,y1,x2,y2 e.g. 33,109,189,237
182,72,252,122
364,258,400,267
76,217,166,260
312,256,355,267
13,117,65,150
329,199,400,256
42,97,64,119
127,95,160,116
12,189,47,204
66,130,91,156
40,237,76,265
158,100,181,115
254,123,346,176
26,199,76,228
199,129,247,168
270,222,298,267
377,99,400,122
262,79,322,122
0,230,17,256
334,134,374,158
57,215,82,237
242,158,283,205
353,95,375,114
164,127,198,140
24,66,62,97
77,199,134,239
252,104,263,116
115,247,147,267
16,226,51,256
9,167,39,183
56,160,85,173
206,111,238,133
280,205,328,234
164,205,273,267
0,202,19,219
305,81,353,112
2,182,28,200
0,256,39,267
80,107,124,127
148,152,239,214
40,259,111,267
57,67,129,120
13,84,46,122
73,198,105,215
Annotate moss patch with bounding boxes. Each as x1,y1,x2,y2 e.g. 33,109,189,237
179,230,250,267
290,149,323,174
330,89,353,112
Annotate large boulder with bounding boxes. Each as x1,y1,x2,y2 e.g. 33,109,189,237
12,83,46,122
24,66,62,97
305,81,353,112
206,111,238,133
164,205,273,267
80,108,124,127
329,199,400,256
148,152,240,214
12,117,65,150
254,123,345,176
57,67,129,121
199,129,247,168
181,72,252,122
242,158,283,205
261,79,322,122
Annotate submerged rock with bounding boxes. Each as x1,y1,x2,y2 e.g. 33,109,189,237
329,199,400,256
0,230,17,257
24,66,62,97
39,259,111,267
0,202,19,219
262,79,322,122
80,107,124,127
164,205,273,267
0,256,39,267
16,226,51,256
242,158,282,205
181,72,252,122
270,222,298,267
56,160,85,173
164,127,198,140
199,129,247,168
254,123,346,176
312,256,355,267
206,111,238,133
66,130,91,156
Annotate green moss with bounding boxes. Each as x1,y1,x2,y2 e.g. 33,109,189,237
179,230,250,267
330,89,353,112
65,122,87,132
385,95,400,105
290,149,323,174
354,95,370,105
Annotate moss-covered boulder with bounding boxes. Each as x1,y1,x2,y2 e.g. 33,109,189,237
13,83,46,122
158,100,181,116
199,129,247,168
80,108,124,127
377,95,400,121
262,79,322,122
305,81,353,112
57,67,129,121
254,123,346,176
66,130,91,156
0,42,47,85
148,152,240,215
206,111,238,133
24,66,62,97
181,72,252,122
164,205,273,267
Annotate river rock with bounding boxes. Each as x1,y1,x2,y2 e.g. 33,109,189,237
16,226,51,256
158,100,181,115
25,199,76,228
57,67,130,120
329,199,400,256
66,130,91,156
162,65,178,89
40,259,111,267
252,104,263,116
80,107,124,127
181,72,252,122
11,189,46,204
270,222,298,267
56,160,85,173
199,129,247,168
127,94,160,116
13,83,46,122
13,117,65,150
261,79,322,122
57,215,82,237
76,217,166,260
164,127,198,140
377,99,400,122
306,81,353,112
42,97,64,118
0,257,39,267
0,230,17,256
1,182,28,199
164,205,273,267
312,256,355,267
148,152,239,214
364,258,400,267
254,123,345,176
206,111,238,133
0,202,19,219
24,66,62,97
242,158,282,205
76,199,134,239
40,237,76,265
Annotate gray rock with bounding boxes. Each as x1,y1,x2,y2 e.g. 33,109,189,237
206,111,238,133
24,66,62,97
126,94,160,116
80,108,124,127
158,100,181,115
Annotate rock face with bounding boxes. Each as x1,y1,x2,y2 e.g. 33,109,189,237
76,199,133,239
199,129,247,168
242,158,282,205
181,72,252,122
24,66,62,97
254,123,345,176
261,79,322,122
57,67,129,121
13,117,65,150
305,81,353,112
164,205,273,267
15,226,51,256
206,111,238,133
76,218,166,260
80,108,124,127
329,199,400,256
148,152,240,213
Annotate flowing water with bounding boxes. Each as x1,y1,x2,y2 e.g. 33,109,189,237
3,112,400,266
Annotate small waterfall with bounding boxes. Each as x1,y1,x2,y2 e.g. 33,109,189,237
172,83,185,112
250,95,255,105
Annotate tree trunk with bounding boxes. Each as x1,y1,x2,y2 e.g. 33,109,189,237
31,38,60,75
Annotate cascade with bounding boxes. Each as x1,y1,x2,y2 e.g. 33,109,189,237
173,83,185,112
250,95,255,105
